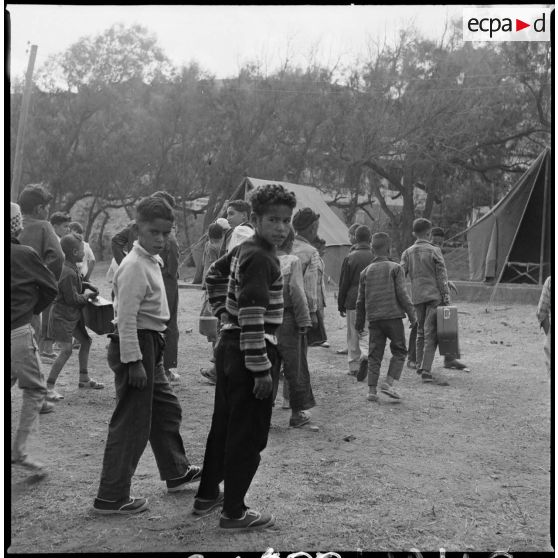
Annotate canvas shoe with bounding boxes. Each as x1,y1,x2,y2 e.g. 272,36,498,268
39,401,55,414
219,509,275,530
421,371,433,383
289,410,311,428
166,465,202,492
12,456,47,477
367,392,379,402
192,492,224,516
444,358,470,372
380,382,401,399
46,388,64,401
336,348,348,355
200,368,217,385
93,496,148,515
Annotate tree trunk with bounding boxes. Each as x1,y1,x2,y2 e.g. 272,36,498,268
96,211,110,261
84,197,98,241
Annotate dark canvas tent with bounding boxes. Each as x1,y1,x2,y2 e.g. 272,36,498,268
230,177,351,282
466,149,552,284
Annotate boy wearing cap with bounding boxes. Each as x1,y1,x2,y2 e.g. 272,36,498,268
18,184,65,359
401,218,451,385
11,203,58,476
338,225,375,378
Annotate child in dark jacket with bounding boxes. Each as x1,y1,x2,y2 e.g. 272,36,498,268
193,184,297,530
46,234,103,401
356,233,416,401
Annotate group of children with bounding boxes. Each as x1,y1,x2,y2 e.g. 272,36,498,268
11,180,551,532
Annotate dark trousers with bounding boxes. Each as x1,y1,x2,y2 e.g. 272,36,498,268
408,323,459,364
196,329,279,518
163,278,179,370
97,330,190,501
367,318,407,388
277,310,315,412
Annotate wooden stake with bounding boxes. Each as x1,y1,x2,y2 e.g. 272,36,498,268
538,150,549,285
11,44,38,201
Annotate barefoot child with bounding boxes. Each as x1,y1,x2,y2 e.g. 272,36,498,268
46,234,104,400
94,196,201,515
356,233,416,401
193,184,297,530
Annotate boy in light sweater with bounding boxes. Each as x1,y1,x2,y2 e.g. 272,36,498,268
93,197,201,515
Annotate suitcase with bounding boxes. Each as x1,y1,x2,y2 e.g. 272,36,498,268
437,305,459,356
83,296,115,335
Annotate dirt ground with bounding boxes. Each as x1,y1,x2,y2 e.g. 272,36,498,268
9,262,552,553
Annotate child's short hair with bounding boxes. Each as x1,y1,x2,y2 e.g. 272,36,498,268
18,184,53,214
136,196,175,223
278,226,296,253
60,233,83,257
68,221,84,235
250,184,297,216
355,225,371,243
372,232,391,252
227,199,251,215
50,212,71,226
348,223,360,237
412,218,432,235
152,190,177,209
208,223,224,240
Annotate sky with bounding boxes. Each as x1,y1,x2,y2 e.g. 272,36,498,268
6,4,471,81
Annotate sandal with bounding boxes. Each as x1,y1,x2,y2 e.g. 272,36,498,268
79,379,105,389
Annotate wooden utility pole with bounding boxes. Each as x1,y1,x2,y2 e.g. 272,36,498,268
11,44,38,201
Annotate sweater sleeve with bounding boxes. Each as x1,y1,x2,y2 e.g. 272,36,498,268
289,258,312,328
355,271,366,332
42,224,65,280
303,251,319,313
112,223,134,265
433,249,451,302
115,262,148,363
237,250,275,373
28,250,58,315
337,256,350,312
205,251,234,319
393,266,416,322
58,272,89,308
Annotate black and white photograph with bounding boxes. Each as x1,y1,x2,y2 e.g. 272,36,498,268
7,3,553,554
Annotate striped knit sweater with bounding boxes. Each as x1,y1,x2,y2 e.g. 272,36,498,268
205,234,284,374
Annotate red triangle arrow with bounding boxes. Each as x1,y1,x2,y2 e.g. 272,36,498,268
516,19,530,31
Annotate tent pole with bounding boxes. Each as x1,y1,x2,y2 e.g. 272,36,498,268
538,152,549,285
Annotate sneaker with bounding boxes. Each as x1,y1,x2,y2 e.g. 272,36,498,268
46,388,64,401
200,368,216,385
39,401,55,414
281,397,290,409
93,496,148,515
380,382,401,399
407,360,417,369
320,341,330,348
444,358,470,372
421,372,433,383
192,492,224,516
336,348,348,355
367,392,379,402
289,410,311,428
78,379,105,389
166,465,202,492
356,359,368,382
219,509,275,530
12,456,47,477
167,370,181,384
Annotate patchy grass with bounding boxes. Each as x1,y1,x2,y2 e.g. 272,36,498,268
9,262,551,553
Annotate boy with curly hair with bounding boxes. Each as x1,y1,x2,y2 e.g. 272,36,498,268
193,184,296,530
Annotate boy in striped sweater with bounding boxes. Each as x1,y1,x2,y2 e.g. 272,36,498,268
193,184,297,530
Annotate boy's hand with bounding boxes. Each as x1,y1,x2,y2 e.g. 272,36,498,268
449,281,458,295
128,361,147,389
441,294,451,306
339,310,346,318
253,372,272,400
220,312,230,325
